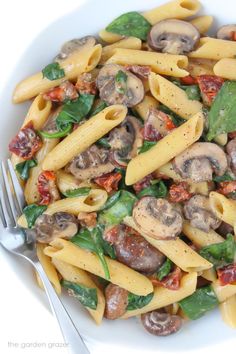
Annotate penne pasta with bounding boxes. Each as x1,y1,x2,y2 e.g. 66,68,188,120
209,192,236,226
188,58,216,77
107,49,189,77
52,258,105,325
190,15,213,34
99,29,123,44
182,221,224,248
44,238,153,296
212,280,236,303
220,296,236,328
13,44,102,103
125,111,204,185
201,268,217,282
42,105,127,171
149,72,202,119
133,95,159,121
214,58,236,80
100,37,142,64
189,37,236,60
121,272,197,319
22,94,52,129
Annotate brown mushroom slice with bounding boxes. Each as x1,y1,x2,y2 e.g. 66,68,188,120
54,36,97,61
173,142,228,183
105,284,128,320
226,138,236,175
132,197,183,240
66,145,115,180
35,212,78,243
148,19,200,55
217,25,236,40
97,64,144,107
184,195,221,233
141,311,182,336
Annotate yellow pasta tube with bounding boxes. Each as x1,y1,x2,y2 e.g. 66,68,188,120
22,95,52,129
52,259,105,325
125,111,204,185
124,217,212,272
212,280,236,303
220,296,236,328
42,105,127,171
134,95,159,121
100,37,142,64
99,29,123,43
189,182,210,196
190,16,213,34
209,192,236,226
13,44,102,103
189,37,236,60
36,243,61,295
149,72,202,119
182,222,224,248
188,58,216,77
56,171,96,194
121,272,197,319
107,49,189,77
201,268,217,282
44,238,153,296
214,58,236,80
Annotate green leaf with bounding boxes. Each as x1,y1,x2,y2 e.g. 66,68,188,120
127,292,154,311
39,123,72,139
15,159,37,181
23,204,47,228
56,94,95,129
62,187,91,198
98,190,137,226
100,191,121,211
90,101,108,116
96,137,111,149
115,70,128,94
213,173,235,183
199,234,236,268
106,11,151,41
159,104,185,127
207,81,236,140
137,181,167,199
156,258,173,281
185,85,201,101
61,280,98,310
42,62,65,81
138,140,157,154
178,285,219,320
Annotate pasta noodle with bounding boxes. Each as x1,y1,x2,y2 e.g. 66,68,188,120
190,15,213,34
209,192,236,226
133,95,159,121
44,238,153,296
214,58,236,80
212,280,236,303
220,296,236,328
22,94,52,129
188,58,216,76
125,111,204,185
42,105,127,171
100,37,142,64
189,37,236,60
99,29,123,44
182,221,224,248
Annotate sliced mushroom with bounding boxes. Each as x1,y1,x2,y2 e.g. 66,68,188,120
173,142,228,183
42,107,63,134
143,108,175,141
141,311,182,336
217,25,236,40
55,36,97,61
148,19,200,55
109,116,143,166
184,195,221,232
97,64,144,107
66,145,115,180
132,197,183,240
216,221,234,237
104,284,128,320
35,212,78,243
226,138,236,175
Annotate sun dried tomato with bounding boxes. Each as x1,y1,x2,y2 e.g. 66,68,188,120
196,75,224,106
9,121,42,160
180,75,197,85
228,131,236,139
125,65,151,79
94,172,122,193
78,212,97,228
43,81,78,102
143,109,176,142
169,182,192,203
37,171,60,205
151,267,182,290
133,174,153,193
231,31,236,41
75,73,97,95
217,264,236,285
217,181,236,196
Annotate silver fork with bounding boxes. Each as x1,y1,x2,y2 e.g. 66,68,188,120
0,159,90,354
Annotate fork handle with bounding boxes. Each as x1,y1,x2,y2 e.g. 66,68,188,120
33,261,90,354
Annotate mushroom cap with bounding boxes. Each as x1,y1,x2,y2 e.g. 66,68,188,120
148,19,200,55
66,144,115,180
226,138,236,175
141,311,182,336
105,284,128,320
42,107,63,134
173,142,228,182
132,197,183,240
55,36,97,61
217,25,236,40
35,212,78,243
97,64,144,107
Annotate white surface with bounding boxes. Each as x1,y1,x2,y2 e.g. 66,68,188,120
0,1,235,353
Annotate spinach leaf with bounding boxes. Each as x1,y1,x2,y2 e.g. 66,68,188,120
137,181,167,199
207,81,236,140
15,159,37,181
159,104,185,127
61,280,98,310
40,123,72,139
100,191,121,211
23,204,47,228
156,258,173,281
62,187,91,198
178,285,219,320
138,140,157,154
213,173,235,183
172,79,201,101
98,190,137,226
71,226,112,279
90,100,108,116
106,11,151,41
115,70,128,94
42,63,65,81
96,137,111,149
127,292,154,311
199,234,235,268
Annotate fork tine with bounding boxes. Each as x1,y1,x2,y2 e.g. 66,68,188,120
7,159,25,212
0,163,15,227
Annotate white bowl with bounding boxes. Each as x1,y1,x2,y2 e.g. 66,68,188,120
1,0,236,352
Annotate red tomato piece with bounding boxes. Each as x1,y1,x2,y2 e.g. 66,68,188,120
196,75,224,106
94,172,122,193
151,267,182,290
143,109,176,141
180,75,197,85
217,264,236,285
217,181,236,196
228,131,236,139
37,171,60,205
9,121,42,160
169,182,192,203
231,31,236,41
125,65,151,79
43,81,78,102
133,174,153,193
75,73,97,95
